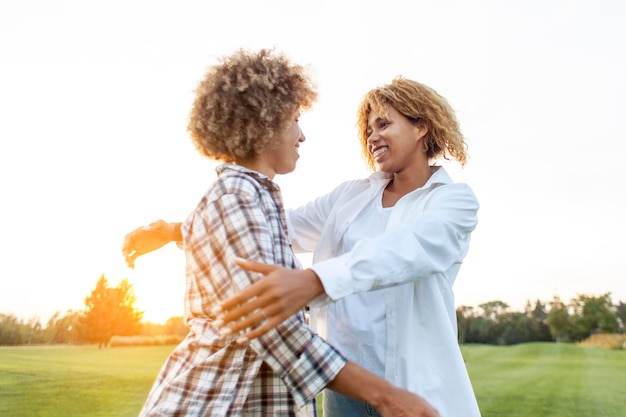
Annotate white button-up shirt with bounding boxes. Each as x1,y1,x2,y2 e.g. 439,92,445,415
286,166,482,417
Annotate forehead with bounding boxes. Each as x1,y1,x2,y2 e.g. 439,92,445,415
367,105,402,125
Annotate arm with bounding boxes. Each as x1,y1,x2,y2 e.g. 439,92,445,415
214,183,479,338
198,183,347,407
286,179,362,252
312,184,479,299
213,191,439,417
329,362,440,417
212,260,323,339
121,220,182,268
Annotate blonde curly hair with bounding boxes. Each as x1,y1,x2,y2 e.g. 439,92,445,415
188,49,317,162
356,76,468,171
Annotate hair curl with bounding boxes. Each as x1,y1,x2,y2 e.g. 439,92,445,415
188,49,317,162
356,76,468,171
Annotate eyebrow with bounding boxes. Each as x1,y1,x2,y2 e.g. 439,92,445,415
369,115,384,125
368,116,388,128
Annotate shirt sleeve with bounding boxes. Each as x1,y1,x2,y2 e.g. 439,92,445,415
311,183,479,300
215,190,347,407
286,180,361,253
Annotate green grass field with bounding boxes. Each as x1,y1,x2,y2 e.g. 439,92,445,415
0,343,624,416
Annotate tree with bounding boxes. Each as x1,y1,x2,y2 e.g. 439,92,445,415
22,316,43,345
456,306,474,344
479,300,509,320
0,313,24,345
616,301,626,333
44,310,81,344
165,316,189,338
466,316,496,344
77,274,143,348
495,312,537,345
569,293,618,341
546,296,572,343
528,299,552,342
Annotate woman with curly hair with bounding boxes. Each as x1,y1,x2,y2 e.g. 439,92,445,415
137,50,439,417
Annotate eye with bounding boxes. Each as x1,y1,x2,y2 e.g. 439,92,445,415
379,121,389,129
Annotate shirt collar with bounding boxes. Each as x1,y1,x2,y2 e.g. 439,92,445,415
215,163,280,191
427,165,453,186
368,165,453,189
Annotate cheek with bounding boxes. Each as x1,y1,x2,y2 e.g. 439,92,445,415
291,127,301,143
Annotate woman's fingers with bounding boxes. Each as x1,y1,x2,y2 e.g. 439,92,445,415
212,258,321,343
214,295,285,343
234,318,283,344
233,257,279,274
214,259,279,314
213,290,266,327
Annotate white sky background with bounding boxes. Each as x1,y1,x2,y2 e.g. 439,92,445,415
1,0,624,324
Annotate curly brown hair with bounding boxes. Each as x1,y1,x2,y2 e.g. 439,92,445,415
188,49,317,162
356,76,468,170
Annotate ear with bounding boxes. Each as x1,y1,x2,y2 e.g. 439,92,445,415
414,119,429,142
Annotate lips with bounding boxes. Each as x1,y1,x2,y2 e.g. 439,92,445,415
372,146,388,159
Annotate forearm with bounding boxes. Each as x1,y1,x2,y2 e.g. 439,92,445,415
327,362,440,416
122,219,185,268
311,217,464,301
327,361,393,409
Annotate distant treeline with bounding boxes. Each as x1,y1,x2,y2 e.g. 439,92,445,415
457,293,625,345
0,310,188,346
0,274,187,347
1,273,625,347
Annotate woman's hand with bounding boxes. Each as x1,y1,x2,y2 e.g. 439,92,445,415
121,220,181,268
212,258,325,343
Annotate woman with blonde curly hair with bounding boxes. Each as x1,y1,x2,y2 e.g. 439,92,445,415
137,50,439,417
356,76,468,171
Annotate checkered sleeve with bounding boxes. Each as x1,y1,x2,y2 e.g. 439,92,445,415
250,326,347,407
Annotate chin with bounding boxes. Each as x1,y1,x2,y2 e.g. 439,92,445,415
376,164,392,173
279,165,297,175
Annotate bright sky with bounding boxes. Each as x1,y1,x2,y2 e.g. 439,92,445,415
1,0,624,324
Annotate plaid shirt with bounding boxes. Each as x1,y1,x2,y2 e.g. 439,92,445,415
140,164,346,417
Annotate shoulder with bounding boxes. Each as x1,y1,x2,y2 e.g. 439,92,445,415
332,178,368,193
424,182,479,214
331,172,386,195
428,167,478,203
207,164,277,201
215,172,265,197
189,173,264,218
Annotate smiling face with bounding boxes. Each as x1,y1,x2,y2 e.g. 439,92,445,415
250,112,304,179
366,105,428,174
269,113,305,175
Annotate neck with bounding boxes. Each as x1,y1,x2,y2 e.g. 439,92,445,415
236,157,275,179
388,164,433,195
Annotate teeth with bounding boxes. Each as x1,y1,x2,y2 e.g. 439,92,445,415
373,147,388,158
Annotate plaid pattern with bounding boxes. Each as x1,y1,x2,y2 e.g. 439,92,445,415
139,164,346,417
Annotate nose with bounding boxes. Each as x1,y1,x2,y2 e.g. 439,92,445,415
367,130,379,145
298,127,305,142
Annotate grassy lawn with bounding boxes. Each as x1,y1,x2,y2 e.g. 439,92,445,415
462,342,626,416
0,345,168,417
0,342,624,416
